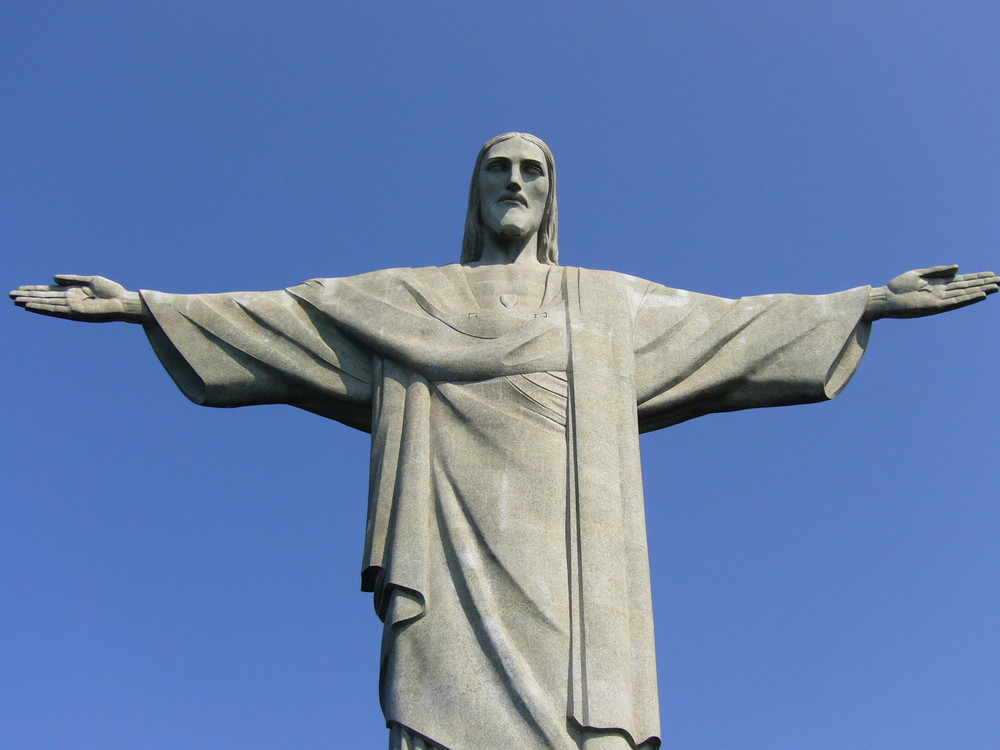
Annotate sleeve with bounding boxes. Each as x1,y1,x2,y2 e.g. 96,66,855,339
633,282,871,433
140,285,373,432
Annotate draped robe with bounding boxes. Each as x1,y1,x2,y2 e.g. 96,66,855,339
140,264,871,749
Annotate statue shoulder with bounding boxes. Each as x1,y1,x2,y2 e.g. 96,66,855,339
293,265,437,291
569,266,651,288
572,266,660,302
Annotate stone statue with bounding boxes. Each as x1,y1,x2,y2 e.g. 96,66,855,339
10,132,997,750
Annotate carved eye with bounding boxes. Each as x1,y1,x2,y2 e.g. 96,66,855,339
525,164,544,177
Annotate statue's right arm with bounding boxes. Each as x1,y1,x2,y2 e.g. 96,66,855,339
9,275,151,324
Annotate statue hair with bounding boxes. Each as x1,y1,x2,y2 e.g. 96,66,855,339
460,132,559,265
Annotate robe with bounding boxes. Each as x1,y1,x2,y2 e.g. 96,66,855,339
140,264,871,749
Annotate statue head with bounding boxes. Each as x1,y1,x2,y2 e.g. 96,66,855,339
461,132,559,265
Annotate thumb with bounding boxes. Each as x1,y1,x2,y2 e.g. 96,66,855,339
916,265,959,279
53,274,95,287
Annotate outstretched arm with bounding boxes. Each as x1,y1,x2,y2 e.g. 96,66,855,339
9,275,150,323
864,265,998,321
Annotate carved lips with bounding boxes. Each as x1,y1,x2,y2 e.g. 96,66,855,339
498,192,528,207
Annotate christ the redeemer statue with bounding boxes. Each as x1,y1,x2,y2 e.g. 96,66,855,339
11,133,998,750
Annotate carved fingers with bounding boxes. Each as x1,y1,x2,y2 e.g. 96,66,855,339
944,270,999,291
937,271,998,310
879,267,998,319
10,283,75,317
10,275,142,322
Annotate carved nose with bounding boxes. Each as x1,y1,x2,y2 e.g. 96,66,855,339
506,180,521,191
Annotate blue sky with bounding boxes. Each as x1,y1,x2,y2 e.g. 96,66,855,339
3,3,998,748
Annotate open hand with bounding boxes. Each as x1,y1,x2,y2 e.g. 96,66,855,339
866,266,998,320
9,275,146,323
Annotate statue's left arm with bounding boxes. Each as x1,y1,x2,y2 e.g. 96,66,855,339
631,265,995,433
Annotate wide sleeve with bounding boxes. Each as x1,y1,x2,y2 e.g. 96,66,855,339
140,284,373,432
634,282,871,433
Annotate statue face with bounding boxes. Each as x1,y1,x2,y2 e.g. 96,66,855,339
478,137,549,241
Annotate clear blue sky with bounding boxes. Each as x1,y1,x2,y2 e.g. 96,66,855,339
3,3,998,748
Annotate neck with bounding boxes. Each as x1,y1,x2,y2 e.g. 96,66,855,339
475,231,544,266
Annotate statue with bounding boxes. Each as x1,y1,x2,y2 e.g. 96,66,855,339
10,132,997,750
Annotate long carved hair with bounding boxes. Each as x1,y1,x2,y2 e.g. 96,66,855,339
460,132,559,265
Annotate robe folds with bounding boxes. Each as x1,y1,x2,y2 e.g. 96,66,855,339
140,264,871,750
